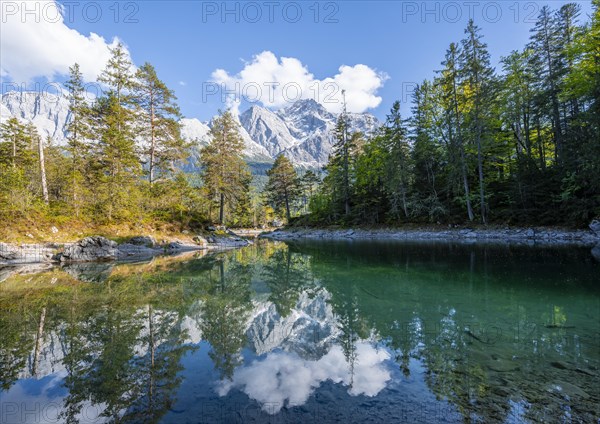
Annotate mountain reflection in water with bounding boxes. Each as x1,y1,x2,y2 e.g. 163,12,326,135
0,240,598,423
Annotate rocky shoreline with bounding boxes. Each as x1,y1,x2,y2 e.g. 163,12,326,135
262,224,600,249
0,232,252,266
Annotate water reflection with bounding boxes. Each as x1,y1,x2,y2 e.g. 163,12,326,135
0,241,598,423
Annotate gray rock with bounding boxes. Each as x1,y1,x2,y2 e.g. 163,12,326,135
193,235,208,247
116,243,159,260
589,219,600,235
167,241,183,250
128,236,156,247
0,243,55,265
59,236,117,263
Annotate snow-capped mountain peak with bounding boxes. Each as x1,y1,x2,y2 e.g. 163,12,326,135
1,92,379,169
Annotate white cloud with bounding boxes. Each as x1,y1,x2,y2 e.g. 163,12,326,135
212,51,387,114
179,81,187,86
0,0,129,82
217,342,391,414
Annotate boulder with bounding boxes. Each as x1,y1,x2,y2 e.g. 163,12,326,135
193,235,208,247
589,219,600,236
128,236,157,247
116,243,159,260
0,242,55,264
59,236,117,262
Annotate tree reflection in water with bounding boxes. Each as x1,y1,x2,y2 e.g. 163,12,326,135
0,240,598,423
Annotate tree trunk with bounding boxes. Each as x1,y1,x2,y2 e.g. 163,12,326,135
476,133,486,225
284,190,291,222
460,146,475,222
149,96,156,185
219,193,225,225
39,136,49,204
32,307,47,377
12,135,16,168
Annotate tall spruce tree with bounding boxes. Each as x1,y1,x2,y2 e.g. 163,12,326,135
65,63,92,215
200,110,250,225
92,44,140,221
381,101,411,219
529,6,564,163
439,42,475,221
460,19,495,224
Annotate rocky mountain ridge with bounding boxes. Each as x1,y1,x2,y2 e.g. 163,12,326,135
1,91,379,169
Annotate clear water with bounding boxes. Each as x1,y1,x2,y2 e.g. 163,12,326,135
0,240,598,423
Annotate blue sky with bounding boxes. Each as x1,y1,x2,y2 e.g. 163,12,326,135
1,1,594,120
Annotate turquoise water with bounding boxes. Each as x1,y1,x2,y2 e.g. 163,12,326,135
0,240,598,423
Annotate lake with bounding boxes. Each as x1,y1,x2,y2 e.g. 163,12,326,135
0,240,598,423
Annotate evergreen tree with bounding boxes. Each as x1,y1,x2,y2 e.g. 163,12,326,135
410,81,446,221
91,44,141,221
265,154,301,221
0,117,32,168
200,110,250,225
300,170,320,212
0,118,36,217
28,124,49,204
439,42,475,221
134,63,188,185
330,91,354,216
90,93,141,221
460,19,495,224
381,101,411,219
529,6,564,163
65,63,92,215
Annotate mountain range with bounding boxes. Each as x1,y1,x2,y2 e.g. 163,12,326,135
0,91,379,169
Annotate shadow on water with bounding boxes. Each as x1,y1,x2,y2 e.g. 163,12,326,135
0,240,598,423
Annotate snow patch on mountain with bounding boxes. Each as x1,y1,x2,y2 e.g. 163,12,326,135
2,92,379,168
1,91,71,145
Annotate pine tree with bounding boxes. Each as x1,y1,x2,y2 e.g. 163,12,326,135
529,6,564,163
65,63,92,215
91,101,137,220
0,118,36,216
265,154,301,222
200,110,250,225
134,63,187,185
92,44,140,221
439,42,475,221
332,91,354,216
300,170,320,212
0,117,31,168
381,101,411,219
98,43,134,110
460,19,495,224
410,81,445,221
27,124,49,204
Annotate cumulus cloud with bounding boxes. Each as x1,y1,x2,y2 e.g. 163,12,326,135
212,51,387,114
0,0,128,82
217,342,391,414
